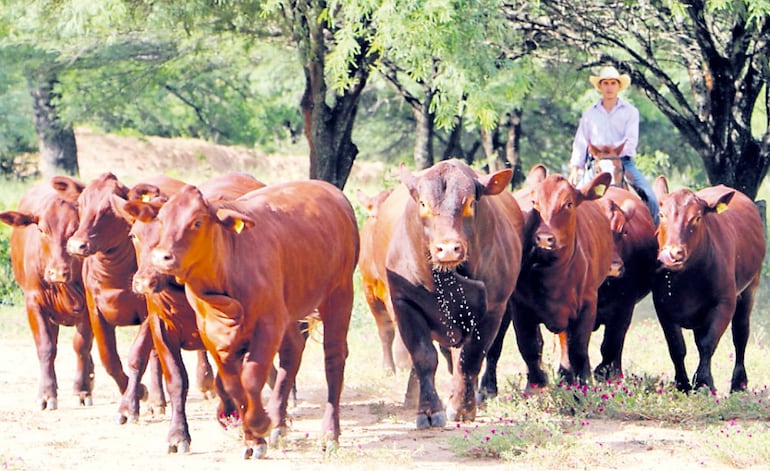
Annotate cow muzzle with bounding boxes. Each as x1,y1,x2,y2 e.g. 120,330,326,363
150,248,178,274
133,273,160,294
45,265,72,283
535,231,556,251
658,244,686,269
430,240,466,269
66,237,91,257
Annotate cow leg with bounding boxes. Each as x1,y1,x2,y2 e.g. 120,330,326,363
511,311,547,390
391,298,444,429
239,346,276,460
195,350,215,399
117,319,156,423
692,302,734,392
90,309,129,394
72,318,95,406
147,348,167,415
26,303,59,410
730,289,755,392
566,314,594,385
478,308,512,401
594,304,634,382
148,315,191,454
317,287,353,445
657,317,691,392
557,331,572,383
267,323,306,443
364,288,397,375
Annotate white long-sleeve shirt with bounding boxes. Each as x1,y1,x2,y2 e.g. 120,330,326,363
570,97,639,168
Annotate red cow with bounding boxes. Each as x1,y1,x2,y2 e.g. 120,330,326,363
592,186,657,379
67,172,183,423
0,177,92,410
114,172,264,453
384,159,523,429
149,180,359,459
510,172,613,388
355,188,410,375
652,176,765,392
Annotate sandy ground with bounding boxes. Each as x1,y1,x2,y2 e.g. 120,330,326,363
1,314,765,471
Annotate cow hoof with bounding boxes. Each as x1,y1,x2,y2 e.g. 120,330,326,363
416,411,447,429
243,444,267,460
78,394,93,407
115,412,138,425
269,426,286,445
168,440,191,454
44,398,58,411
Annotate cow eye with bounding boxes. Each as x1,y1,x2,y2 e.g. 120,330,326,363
565,201,574,210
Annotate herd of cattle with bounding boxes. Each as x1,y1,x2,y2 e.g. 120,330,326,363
0,159,765,460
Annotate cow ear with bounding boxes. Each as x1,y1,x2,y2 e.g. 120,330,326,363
51,176,85,201
580,172,612,201
215,208,256,234
620,200,637,221
128,184,164,203
110,194,136,225
706,190,735,214
653,176,669,201
355,189,376,214
478,168,513,196
526,165,547,185
0,210,38,228
124,200,161,223
399,163,419,201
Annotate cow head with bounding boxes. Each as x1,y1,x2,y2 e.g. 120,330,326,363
400,160,512,272
653,176,734,270
112,183,174,294
67,172,130,257
150,185,256,281
599,197,637,277
529,172,611,262
0,178,84,283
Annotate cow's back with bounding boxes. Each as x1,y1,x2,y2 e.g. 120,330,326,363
210,180,359,320
697,185,765,290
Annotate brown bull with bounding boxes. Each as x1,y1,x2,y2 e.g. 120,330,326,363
113,172,263,453
149,180,359,459
653,176,765,392
67,172,186,422
592,186,657,379
0,177,92,409
384,159,523,429
355,188,410,375
510,172,613,388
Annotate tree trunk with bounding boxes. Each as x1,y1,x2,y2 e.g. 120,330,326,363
443,116,467,163
292,1,372,190
30,76,79,178
506,108,524,188
412,99,435,170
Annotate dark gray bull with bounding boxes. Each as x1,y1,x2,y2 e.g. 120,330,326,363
385,159,523,429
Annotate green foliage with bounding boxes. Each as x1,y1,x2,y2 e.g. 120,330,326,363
0,58,37,177
0,229,21,306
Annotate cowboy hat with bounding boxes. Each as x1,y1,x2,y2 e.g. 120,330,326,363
589,66,631,92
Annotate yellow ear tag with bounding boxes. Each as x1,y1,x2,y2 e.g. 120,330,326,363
141,193,152,203
233,218,245,234
594,184,607,197
716,202,728,214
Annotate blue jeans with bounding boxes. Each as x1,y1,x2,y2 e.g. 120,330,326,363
621,156,659,226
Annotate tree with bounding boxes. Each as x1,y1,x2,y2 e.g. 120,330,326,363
504,0,770,198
